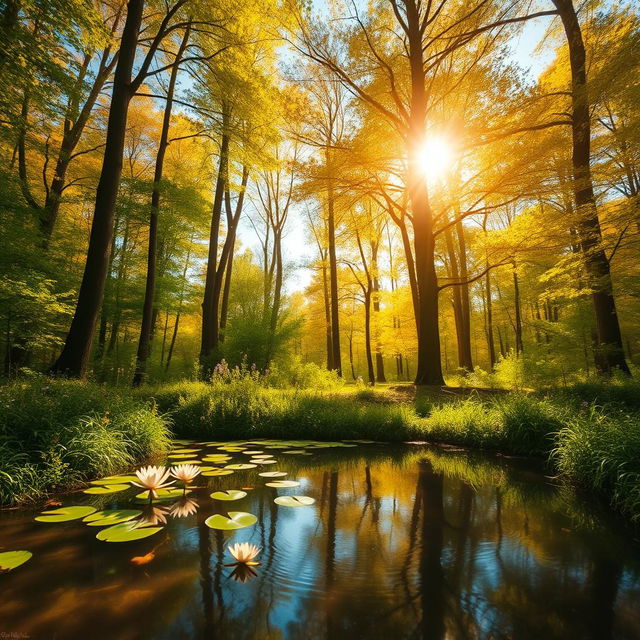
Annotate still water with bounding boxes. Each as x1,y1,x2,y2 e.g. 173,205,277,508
1,440,639,640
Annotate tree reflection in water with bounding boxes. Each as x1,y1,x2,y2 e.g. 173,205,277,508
1,445,639,640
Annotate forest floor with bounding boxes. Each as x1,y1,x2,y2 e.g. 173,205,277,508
1,377,639,525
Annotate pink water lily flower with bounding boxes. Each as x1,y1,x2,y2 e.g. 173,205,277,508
227,542,261,566
170,464,201,485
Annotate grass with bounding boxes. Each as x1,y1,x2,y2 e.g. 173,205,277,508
2,376,640,524
0,379,170,506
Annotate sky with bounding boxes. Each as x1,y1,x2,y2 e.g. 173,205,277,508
238,4,560,296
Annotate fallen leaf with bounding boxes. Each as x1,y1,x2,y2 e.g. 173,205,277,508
130,552,155,566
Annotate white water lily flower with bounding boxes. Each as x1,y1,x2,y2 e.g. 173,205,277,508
170,464,201,485
227,542,261,566
131,465,174,498
169,497,199,519
136,505,169,527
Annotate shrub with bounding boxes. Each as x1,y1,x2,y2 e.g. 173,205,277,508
0,379,170,505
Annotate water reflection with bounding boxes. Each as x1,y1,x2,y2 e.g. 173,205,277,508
1,445,639,639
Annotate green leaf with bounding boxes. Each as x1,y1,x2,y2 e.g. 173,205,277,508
35,506,97,523
258,471,287,478
0,550,32,572
202,468,234,477
251,459,276,465
205,511,257,530
225,464,257,470
274,496,315,507
282,450,308,455
83,483,130,495
96,522,163,542
265,480,300,488
89,475,137,485
83,510,142,527
210,490,247,501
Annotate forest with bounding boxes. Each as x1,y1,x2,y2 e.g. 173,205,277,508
1,2,640,637
0,0,637,388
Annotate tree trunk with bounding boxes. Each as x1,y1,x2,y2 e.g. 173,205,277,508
371,240,386,382
200,109,230,376
133,23,190,386
512,261,523,355
327,169,342,376
552,0,630,375
406,0,444,386
51,0,144,377
363,290,375,385
485,269,497,369
322,251,334,370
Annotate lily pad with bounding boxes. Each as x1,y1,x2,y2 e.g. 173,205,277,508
225,464,257,470
242,450,263,455
83,483,130,495
210,490,247,501
35,505,97,523
83,509,142,527
167,453,193,459
96,522,163,542
251,459,276,465
202,468,234,477
259,471,287,478
274,495,315,507
90,475,138,485
0,550,32,572
282,450,308,455
205,511,257,530
135,488,188,501
171,448,200,453
265,480,300,488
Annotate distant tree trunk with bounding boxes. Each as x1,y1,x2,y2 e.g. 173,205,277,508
327,165,342,376
485,269,497,369
166,240,192,373
200,107,230,376
50,0,144,377
219,166,248,343
133,24,190,386
512,261,523,355
371,239,386,383
322,252,334,370
552,0,630,376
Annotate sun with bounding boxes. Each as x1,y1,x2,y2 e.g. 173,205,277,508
415,136,454,183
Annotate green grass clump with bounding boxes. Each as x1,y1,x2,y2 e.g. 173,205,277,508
419,394,564,455
0,379,170,506
553,405,640,522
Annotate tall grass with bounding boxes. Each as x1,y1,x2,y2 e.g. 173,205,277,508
0,379,170,506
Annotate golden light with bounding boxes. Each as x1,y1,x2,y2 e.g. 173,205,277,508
415,136,454,183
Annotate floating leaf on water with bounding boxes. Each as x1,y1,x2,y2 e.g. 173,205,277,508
168,453,193,459
225,464,257,470
35,506,97,523
173,439,195,445
83,509,142,527
170,448,200,454
274,495,315,507
242,450,263,455
265,480,300,488
89,475,138,485
217,446,245,452
0,550,32,572
205,511,257,530
96,522,163,542
282,450,307,455
211,490,247,501
135,488,189,501
202,468,234,477
259,471,287,478
251,459,277,465
343,439,374,444
83,483,130,495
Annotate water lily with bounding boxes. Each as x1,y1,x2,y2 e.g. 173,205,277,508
227,542,261,566
229,564,258,583
170,463,201,489
136,505,169,527
131,466,174,499
169,497,199,519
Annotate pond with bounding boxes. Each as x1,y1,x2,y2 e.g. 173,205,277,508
1,439,639,639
